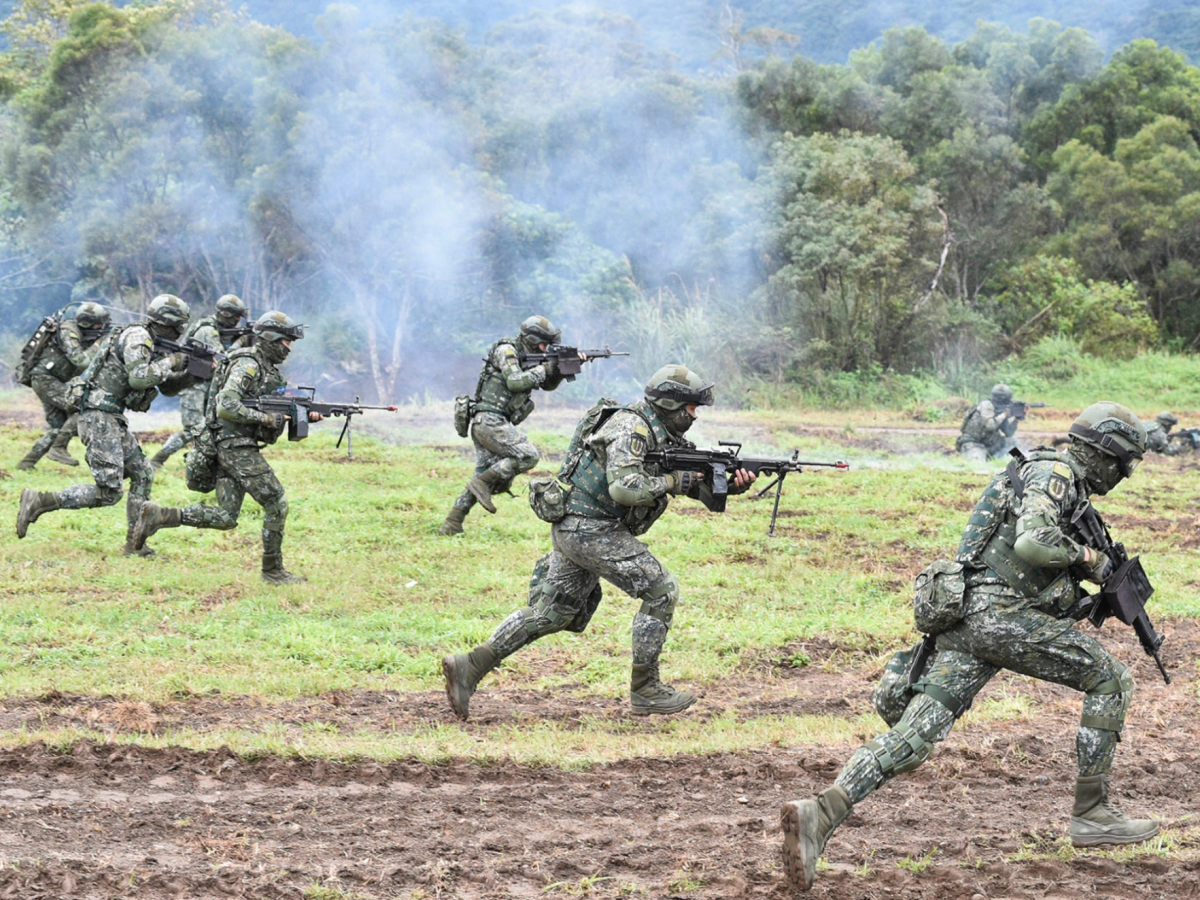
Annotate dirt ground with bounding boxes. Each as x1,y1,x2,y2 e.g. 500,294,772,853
0,622,1195,899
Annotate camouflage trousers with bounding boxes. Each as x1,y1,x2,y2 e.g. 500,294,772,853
835,604,1131,806
178,444,288,553
958,437,1017,463
158,383,208,460
451,413,540,513
54,410,154,536
487,516,679,668
25,372,78,461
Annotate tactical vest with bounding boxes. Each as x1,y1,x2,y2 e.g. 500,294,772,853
473,338,531,421
33,320,88,382
565,400,673,521
956,448,1085,598
957,404,990,447
205,346,284,444
80,325,152,414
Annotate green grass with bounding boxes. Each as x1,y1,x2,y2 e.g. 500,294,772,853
1,405,1199,762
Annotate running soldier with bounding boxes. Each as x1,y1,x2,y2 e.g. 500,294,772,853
151,294,250,469
442,365,756,719
781,402,1158,891
439,316,574,535
131,312,320,584
957,383,1020,462
16,302,110,470
16,295,194,555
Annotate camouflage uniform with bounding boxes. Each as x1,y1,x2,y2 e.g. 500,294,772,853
18,319,99,468
957,398,1019,462
16,308,193,554
781,403,1157,892
1144,413,1189,456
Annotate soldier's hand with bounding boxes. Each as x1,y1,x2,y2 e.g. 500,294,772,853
168,352,188,370
307,411,323,423
541,355,558,378
728,468,758,494
667,470,704,495
1082,546,1112,584
268,412,287,430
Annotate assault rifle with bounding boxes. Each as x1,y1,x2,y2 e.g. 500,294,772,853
217,324,255,347
152,335,226,379
242,385,398,459
1066,499,1170,684
1007,400,1046,421
1173,427,1200,450
519,345,630,381
645,441,849,535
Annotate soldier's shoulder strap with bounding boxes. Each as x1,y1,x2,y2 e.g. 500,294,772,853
1006,447,1081,501
473,337,519,400
184,315,218,341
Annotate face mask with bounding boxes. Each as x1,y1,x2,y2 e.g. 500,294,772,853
662,406,696,437
261,340,290,364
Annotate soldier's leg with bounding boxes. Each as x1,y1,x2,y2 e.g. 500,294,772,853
221,453,298,584
465,417,539,512
121,427,156,557
16,384,64,469
943,608,1156,846
959,442,988,463
47,412,80,465
781,647,996,889
152,388,205,468
440,438,493,532
134,468,245,551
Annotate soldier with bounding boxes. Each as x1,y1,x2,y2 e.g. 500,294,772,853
150,294,250,469
957,383,1020,462
439,315,573,535
131,311,321,584
781,402,1157,892
442,365,756,719
1144,411,1189,455
16,302,111,470
16,295,194,555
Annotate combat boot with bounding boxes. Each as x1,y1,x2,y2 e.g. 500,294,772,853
630,661,696,716
442,644,500,720
46,431,79,466
15,449,41,471
466,470,503,514
439,506,467,535
780,786,853,891
1070,774,1159,847
123,539,157,558
262,553,306,584
16,489,58,538
133,502,181,551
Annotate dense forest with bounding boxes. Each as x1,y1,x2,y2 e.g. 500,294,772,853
0,0,1198,402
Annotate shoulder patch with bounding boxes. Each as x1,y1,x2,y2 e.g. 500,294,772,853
634,423,649,436
1052,462,1072,479
629,432,647,458
243,362,258,377
1048,467,1070,501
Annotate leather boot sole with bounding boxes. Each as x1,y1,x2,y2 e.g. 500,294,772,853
780,799,819,891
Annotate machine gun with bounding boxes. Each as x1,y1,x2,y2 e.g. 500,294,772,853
519,345,630,381
242,386,398,459
152,335,226,379
1066,499,1170,684
1007,400,1046,421
644,441,849,535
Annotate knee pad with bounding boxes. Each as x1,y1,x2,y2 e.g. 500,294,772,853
129,464,153,499
1082,662,1133,738
637,575,680,628
95,485,124,507
530,587,579,636
865,721,935,779
263,495,288,532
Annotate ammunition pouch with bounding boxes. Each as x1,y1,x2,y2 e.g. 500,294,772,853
453,395,475,438
528,476,572,524
124,387,158,413
912,559,966,635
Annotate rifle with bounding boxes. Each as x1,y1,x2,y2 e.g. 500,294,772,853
1173,427,1200,450
152,335,226,380
1007,400,1046,421
1066,499,1170,684
644,441,849,535
242,385,398,459
217,324,255,347
520,344,630,381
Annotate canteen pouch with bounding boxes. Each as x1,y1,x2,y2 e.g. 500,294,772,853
124,387,158,413
453,395,474,438
529,476,571,524
873,643,921,727
913,559,967,635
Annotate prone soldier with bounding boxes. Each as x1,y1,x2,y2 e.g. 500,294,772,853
150,294,250,469
16,302,111,470
781,402,1159,891
1144,411,1190,456
442,365,756,719
16,295,195,555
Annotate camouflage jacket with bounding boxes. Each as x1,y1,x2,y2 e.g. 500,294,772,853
474,339,565,424
81,324,189,415
957,399,1019,452
208,345,287,448
30,319,98,383
956,447,1091,615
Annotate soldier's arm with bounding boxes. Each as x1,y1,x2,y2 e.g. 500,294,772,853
216,359,275,425
58,321,91,370
496,343,546,391
603,414,673,507
123,331,183,389
1012,464,1088,568
980,401,1011,435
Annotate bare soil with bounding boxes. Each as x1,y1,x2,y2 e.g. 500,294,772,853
0,623,1196,899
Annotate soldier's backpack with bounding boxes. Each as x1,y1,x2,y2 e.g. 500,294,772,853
453,395,474,438
527,397,620,524
14,312,63,387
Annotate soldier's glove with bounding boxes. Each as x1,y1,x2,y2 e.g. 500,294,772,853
540,355,558,379
263,412,286,430
167,352,188,371
1081,547,1112,585
666,470,702,495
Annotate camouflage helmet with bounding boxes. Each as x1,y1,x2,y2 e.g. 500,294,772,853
1069,401,1147,477
645,364,715,411
253,310,304,342
990,383,1013,405
146,294,190,329
74,302,110,329
215,294,247,320
519,315,561,350
1156,411,1179,428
